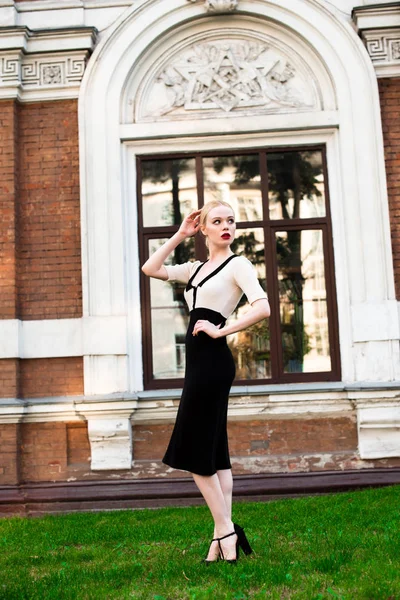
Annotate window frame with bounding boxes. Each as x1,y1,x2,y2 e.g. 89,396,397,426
137,144,341,390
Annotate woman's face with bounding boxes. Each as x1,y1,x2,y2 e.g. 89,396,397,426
201,205,236,248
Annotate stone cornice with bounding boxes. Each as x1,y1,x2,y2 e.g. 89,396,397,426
353,3,400,29
353,3,400,77
0,25,97,100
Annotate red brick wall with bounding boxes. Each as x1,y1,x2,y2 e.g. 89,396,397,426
379,78,400,299
17,100,82,320
1,417,399,485
67,422,91,465
0,359,19,398
19,357,84,398
0,358,84,399
0,424,20,485
133,418,357,461
0,101,18,319
20,422,68,482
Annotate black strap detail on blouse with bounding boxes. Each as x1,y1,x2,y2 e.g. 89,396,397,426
186,254,239,310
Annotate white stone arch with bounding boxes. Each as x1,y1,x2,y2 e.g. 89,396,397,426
79,0,399,396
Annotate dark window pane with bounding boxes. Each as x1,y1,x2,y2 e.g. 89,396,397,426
148,237,195,379
203,155,263,221
141,159,197,227
276,229,331,373
268,151,326,220
228,228,271,379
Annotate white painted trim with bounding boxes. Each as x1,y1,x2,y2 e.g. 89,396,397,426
1,384,399,424
119,111,340,141
0,1,133,31
358,405,400,458
14,1,133,12
0,317,127,359
353,4,400,31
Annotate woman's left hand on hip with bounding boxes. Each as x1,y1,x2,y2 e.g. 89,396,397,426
192,319,222,338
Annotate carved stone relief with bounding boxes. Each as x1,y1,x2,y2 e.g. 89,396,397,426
188,0,238,12
0,55,20,85
136,38,319,121
366,34,400,63
22,57,86,88
0,52,88,96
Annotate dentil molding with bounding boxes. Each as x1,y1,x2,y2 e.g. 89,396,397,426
0,26,97,101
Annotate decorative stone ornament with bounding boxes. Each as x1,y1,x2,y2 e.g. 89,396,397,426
188,0,238,13
136,37,318,121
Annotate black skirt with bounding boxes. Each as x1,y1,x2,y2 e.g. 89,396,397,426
162,307,236,476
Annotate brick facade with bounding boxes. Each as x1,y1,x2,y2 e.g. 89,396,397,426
379,77,400,300
0,424,20,485
0,101,18,320
19,358,84,399
1,418,399,486
0,99,83,404
0,100,82,322
17,100,82,320
0,359,19,399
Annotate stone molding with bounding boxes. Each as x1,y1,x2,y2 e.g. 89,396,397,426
353,4,400,77
1,387,399,468
0,26,97,100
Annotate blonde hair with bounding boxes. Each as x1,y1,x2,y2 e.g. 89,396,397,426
199,200,235,247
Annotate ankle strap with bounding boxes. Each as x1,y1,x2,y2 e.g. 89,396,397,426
216,531,236,542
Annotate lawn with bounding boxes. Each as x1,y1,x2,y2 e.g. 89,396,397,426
0,484,399,600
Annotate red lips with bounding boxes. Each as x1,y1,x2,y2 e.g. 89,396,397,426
221,234,230,239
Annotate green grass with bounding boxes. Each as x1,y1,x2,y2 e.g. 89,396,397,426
0,485,399,600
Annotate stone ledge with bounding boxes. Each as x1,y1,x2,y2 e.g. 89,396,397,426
1,467,399,517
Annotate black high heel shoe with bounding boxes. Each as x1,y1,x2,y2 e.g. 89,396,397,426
214,525,253,564
233,523,253,556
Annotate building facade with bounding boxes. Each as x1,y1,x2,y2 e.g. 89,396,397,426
1,0,400,501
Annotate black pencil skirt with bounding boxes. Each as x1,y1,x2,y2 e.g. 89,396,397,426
162,307,236,476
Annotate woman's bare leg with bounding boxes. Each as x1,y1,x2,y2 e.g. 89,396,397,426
217,469,233,519
192,472,237,561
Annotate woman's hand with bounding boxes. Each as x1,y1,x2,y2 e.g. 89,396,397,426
192,319,223,339
178,209,202,238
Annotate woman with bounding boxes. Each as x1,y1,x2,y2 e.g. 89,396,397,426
141,200,270,563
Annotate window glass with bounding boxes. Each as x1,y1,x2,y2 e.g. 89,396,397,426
276,229,331,373
268,151,326,220
142,159,197,227
227,228,271,379
203,155,263,221
148,237,195,379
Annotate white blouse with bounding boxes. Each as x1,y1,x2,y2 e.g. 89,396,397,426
165,254,268,319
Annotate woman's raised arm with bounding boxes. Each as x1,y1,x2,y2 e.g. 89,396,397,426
141,209,201,280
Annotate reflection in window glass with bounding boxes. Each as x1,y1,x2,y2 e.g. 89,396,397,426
149,237,195,379
203,155,263,221
276,229,331,373
142,159,197,227
228,228,271,379
268,151,326,220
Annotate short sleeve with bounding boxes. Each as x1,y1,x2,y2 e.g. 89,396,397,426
164,261,193,284
233,256,268,305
